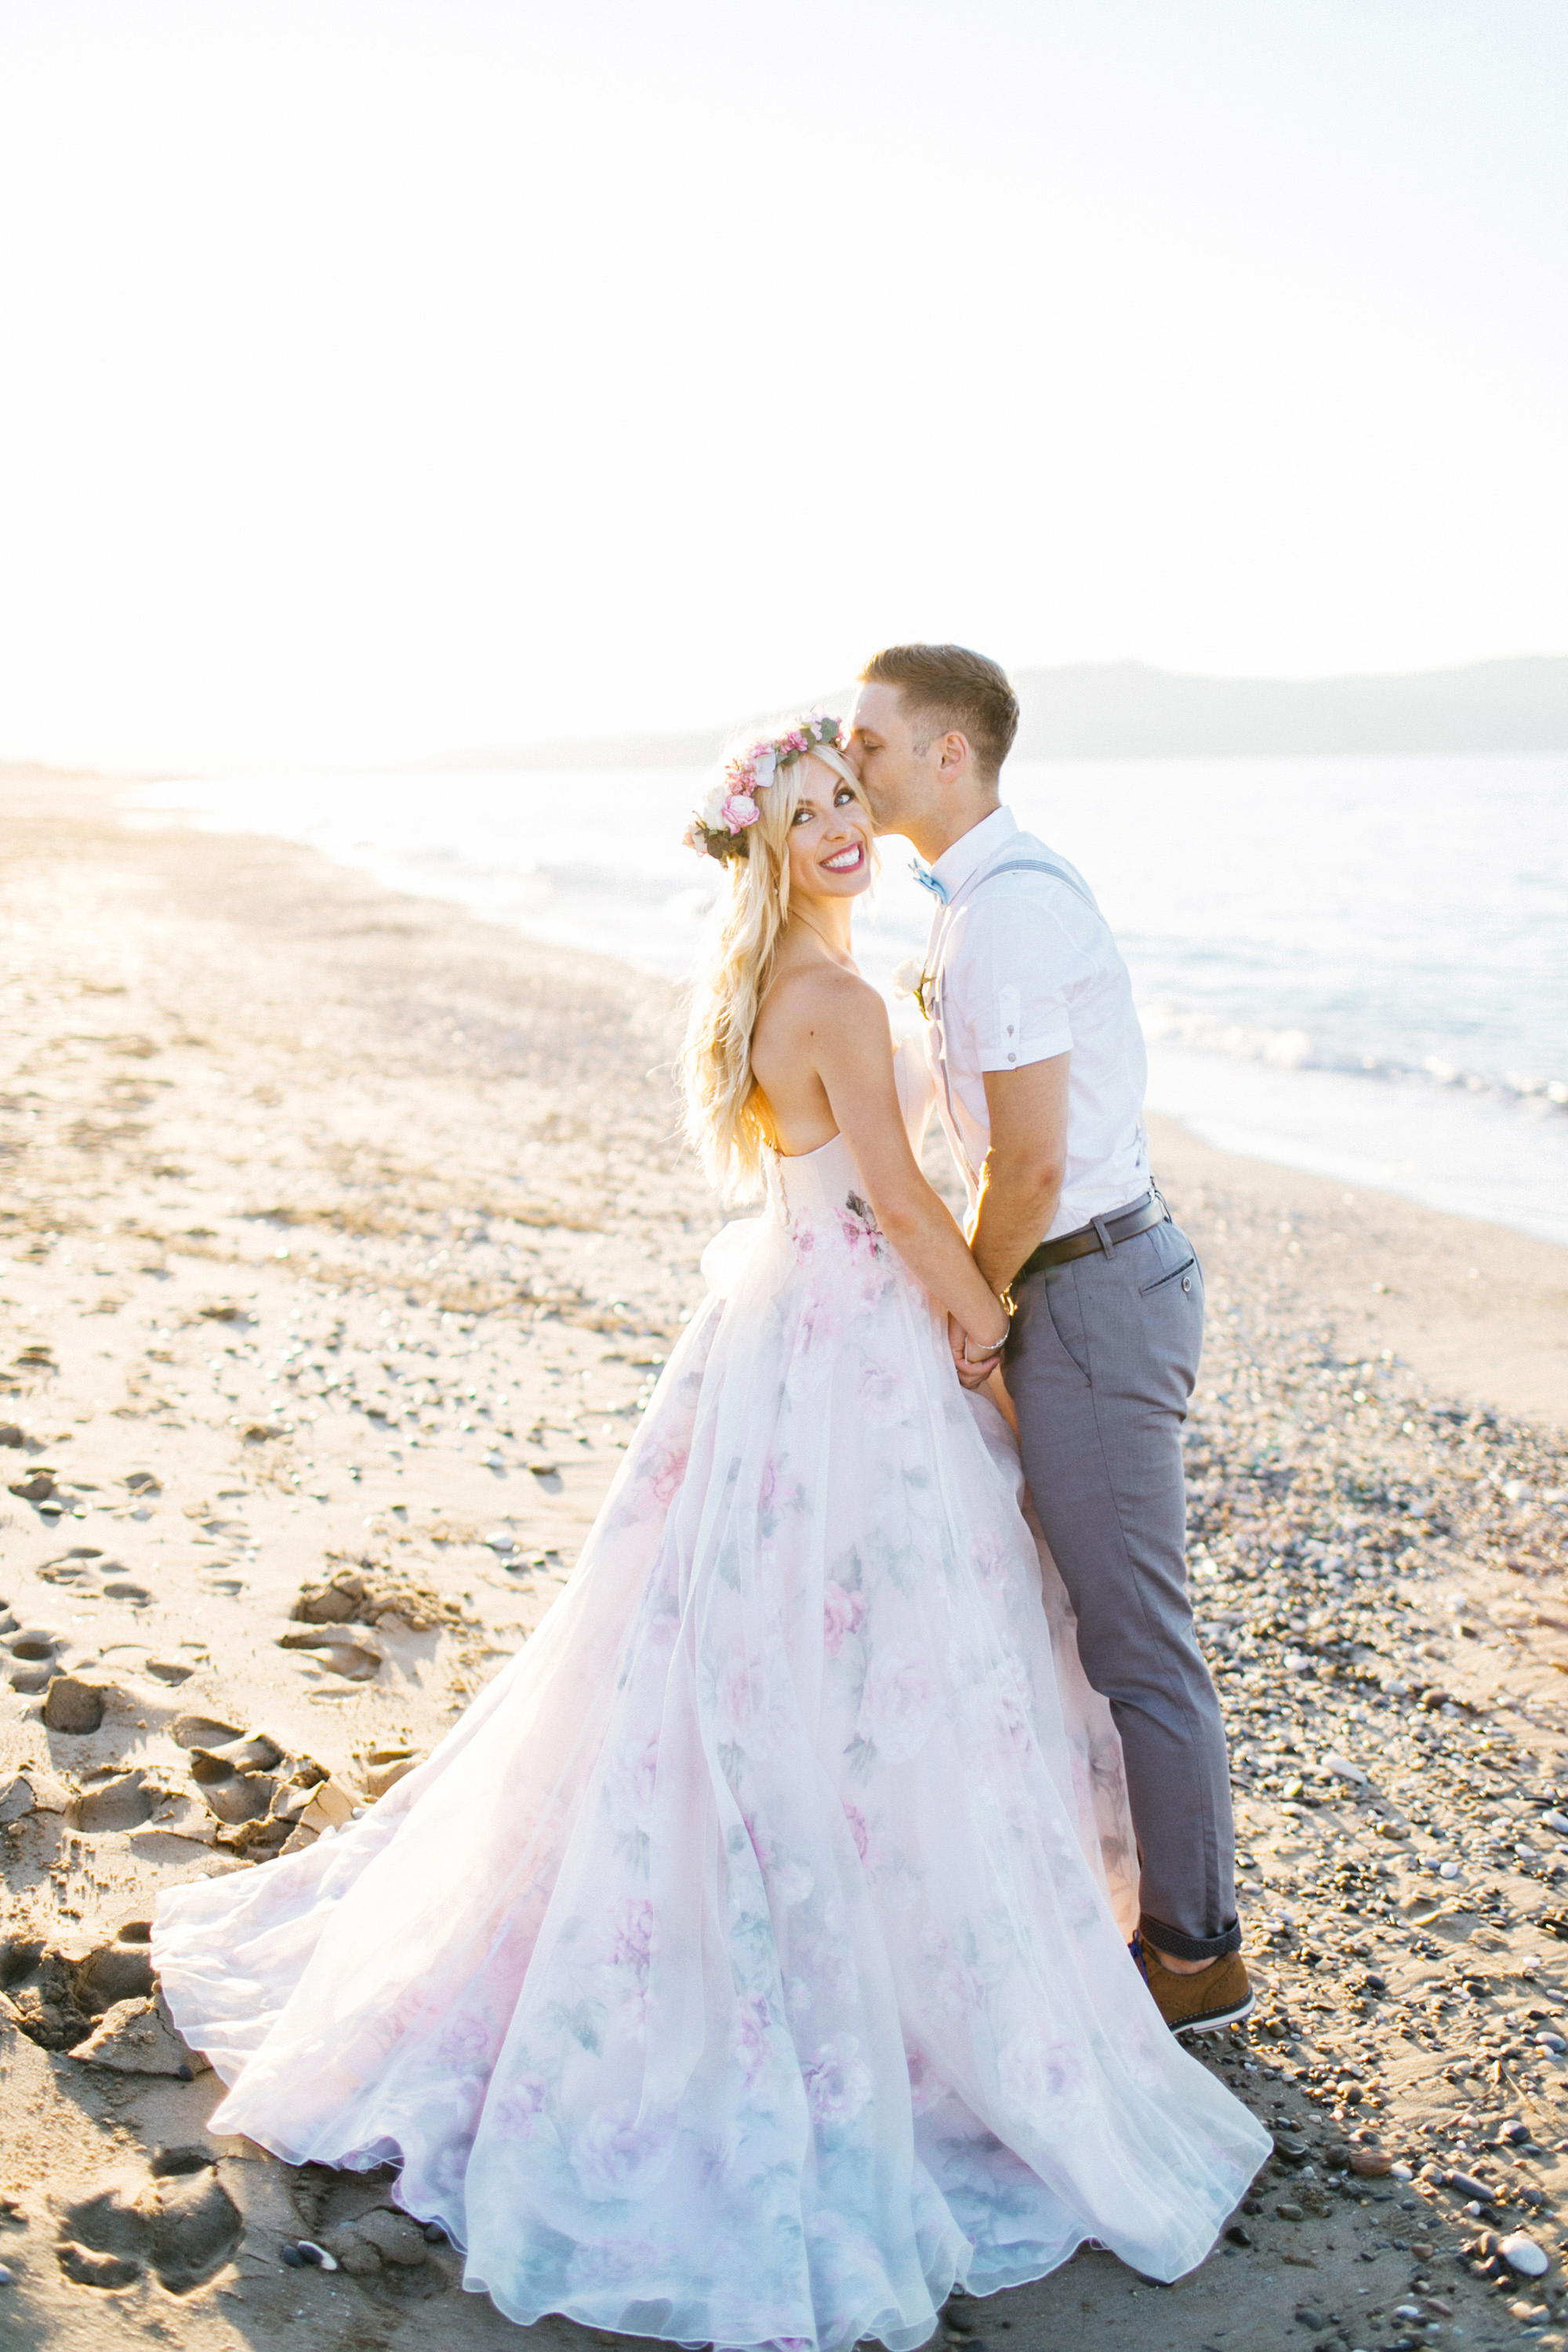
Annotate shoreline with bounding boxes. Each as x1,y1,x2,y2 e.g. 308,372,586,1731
3,771,1568,2352
1145,1113,1568,1437
16,769,1566,1433
120,760,1568,1264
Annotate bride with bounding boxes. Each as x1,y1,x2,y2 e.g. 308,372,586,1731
153,717,1268,2347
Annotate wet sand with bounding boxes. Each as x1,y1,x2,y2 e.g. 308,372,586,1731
2,770,1567,2352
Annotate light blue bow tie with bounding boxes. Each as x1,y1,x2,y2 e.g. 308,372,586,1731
909,858,949,905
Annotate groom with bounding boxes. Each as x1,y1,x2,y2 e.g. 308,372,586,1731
846,643,1251,2034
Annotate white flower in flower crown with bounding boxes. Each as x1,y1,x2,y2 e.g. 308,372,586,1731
892,959,927,1000
685,711,847,861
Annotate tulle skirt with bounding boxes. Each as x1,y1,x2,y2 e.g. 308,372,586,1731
154,1161,1267,2348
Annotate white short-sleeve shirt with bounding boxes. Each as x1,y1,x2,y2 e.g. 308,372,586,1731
924,805,1151,1240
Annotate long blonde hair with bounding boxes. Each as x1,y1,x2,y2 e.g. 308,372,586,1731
681,731,872,1197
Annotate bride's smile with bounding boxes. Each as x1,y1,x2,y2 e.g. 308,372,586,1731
789,764,874,898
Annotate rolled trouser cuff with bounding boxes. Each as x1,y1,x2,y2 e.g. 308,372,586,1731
1140,1911,1243,1964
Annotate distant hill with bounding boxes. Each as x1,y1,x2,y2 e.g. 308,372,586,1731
439,655,1568,768
1007,655,1568,758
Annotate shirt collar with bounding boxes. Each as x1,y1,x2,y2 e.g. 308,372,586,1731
931,804,1018,902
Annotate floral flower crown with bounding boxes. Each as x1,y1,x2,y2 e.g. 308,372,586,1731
682,713,845,863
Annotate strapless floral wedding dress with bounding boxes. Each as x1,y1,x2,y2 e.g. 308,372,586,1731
154,1067,1269,2349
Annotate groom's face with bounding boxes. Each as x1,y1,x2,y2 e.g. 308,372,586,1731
844,682,933,835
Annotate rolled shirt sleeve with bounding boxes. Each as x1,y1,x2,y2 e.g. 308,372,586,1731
927,818,1150,1236
950,890,1083,1074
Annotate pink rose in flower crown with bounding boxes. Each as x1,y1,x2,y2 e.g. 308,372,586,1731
684,711,844,862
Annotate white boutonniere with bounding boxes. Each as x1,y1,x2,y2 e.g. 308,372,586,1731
893,958,935,1019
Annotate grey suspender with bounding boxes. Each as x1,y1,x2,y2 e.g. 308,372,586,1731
930,854,1099,1187
961,855,1099,913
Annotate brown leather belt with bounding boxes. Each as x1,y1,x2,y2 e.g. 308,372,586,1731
1015,1190,1168,1280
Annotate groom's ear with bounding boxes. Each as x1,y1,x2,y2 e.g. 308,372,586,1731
934,728,974,783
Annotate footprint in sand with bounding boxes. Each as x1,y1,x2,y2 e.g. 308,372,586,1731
42,1675,111,1733
8,1630,61,1693
169,1713,243,1748
278,1628,383,1680
199,1734,284,1772
8,1468,58,1507
187,1753,277,1823
67,1771,162,1833
37,1547,103,1585
169,1717,330,1855
54,2157,241,2296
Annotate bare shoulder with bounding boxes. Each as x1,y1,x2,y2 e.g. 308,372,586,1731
763,960,888,1046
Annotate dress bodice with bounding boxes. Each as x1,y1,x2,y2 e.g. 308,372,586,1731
767,1131,863,1225
764,1037,934,1229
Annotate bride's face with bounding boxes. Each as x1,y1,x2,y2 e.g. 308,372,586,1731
785,758,873,904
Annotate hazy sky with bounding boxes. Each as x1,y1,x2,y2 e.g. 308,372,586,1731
2,0,1564,768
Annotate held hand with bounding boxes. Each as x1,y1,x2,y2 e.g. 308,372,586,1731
949,1314,990,1390
949,1308,1009,1392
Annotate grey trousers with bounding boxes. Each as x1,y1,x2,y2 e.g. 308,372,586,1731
1006,1209,1240,1962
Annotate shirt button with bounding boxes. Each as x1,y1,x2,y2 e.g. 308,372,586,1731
1007,1054,1016,1063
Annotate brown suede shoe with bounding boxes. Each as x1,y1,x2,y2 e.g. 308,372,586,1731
1142,1947,1254,2035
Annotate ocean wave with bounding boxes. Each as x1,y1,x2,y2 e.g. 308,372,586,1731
121,757,1568,1245
1138,1004,1568,1114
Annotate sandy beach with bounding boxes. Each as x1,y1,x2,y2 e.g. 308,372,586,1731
4,770,1568,2352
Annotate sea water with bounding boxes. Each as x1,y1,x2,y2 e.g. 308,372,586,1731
126,755,1568,1247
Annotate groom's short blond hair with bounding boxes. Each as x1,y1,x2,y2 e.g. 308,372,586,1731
858,644,1020,785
